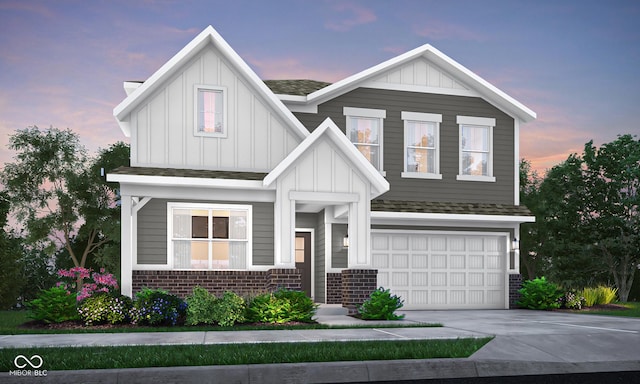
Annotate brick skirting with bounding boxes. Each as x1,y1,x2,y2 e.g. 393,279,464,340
341,269,378,314
509,273,523,308
131,269,300,298
326,273,342,304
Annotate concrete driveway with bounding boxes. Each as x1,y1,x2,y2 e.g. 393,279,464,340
400,309,640,363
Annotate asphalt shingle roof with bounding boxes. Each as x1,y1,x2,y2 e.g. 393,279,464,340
372,200,533,216
109,166,267,181
264,80,331,96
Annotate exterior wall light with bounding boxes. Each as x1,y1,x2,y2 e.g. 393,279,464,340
512,237,519,251
343,234,349,248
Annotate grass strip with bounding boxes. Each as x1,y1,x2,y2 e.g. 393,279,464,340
0,338,491,371
576,302,640,318
0,311,441,335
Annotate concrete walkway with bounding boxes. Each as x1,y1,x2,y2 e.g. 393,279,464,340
1,309,640,383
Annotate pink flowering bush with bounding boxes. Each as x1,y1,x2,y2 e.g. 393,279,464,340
57,267,119,301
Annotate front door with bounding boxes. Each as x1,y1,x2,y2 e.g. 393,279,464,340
295,232,312,297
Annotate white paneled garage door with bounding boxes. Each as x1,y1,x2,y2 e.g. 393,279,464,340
371,231,507,309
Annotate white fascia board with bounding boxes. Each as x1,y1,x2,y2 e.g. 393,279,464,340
371,211,536,225
107,173,266,190
303,43,536,123
423,47,536,122
113,26,309,141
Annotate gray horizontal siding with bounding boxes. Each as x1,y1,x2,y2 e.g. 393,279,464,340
332,224,348,269
137,199,274,266
294,88,515,205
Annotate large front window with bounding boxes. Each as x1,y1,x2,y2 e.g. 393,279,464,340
344,107,386,173
169,203,251,269
457,116,496,182
402,111,442,179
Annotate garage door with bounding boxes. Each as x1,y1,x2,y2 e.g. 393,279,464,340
371,231,507,309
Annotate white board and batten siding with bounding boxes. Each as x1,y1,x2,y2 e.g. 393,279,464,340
364,57,474,96
372,231,508,309
130,45,300,172
276,137,371,267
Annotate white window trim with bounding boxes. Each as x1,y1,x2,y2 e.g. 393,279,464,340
166,202,253,270
401,111,442,180
343,107,386,176
194,84,227,138
456,115,496,182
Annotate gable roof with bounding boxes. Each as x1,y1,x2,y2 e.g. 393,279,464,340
264,117,390,198
112,26,309,139
289,44,536,123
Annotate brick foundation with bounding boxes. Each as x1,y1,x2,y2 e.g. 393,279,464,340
341,269,378,314
509,273,523,308
326,273,342,304
131,269,300,298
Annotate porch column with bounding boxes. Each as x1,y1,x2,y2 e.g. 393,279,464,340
347,199,372,268
120,195,134,297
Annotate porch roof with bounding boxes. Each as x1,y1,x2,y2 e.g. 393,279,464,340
371,200,533,217
109,166,268,180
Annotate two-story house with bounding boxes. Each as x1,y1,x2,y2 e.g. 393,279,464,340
108,26,535,311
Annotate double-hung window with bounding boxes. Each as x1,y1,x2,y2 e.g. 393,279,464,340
457,116,496,182
169,203,251,270
343,107,386,174
401,111,442,179
195,85,226,137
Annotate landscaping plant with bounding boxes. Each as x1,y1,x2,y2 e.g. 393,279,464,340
358,287,405,320
581,286,618,307
27,286,80,323
78,293,133,326
516,277,562,310
185,286,218,325
212,291,246,326
247,289,316,324
558,290,585,310
130,288,187,326
57,267,119,301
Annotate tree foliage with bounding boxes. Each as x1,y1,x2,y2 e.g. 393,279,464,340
521,134,640,301
0,126,129,291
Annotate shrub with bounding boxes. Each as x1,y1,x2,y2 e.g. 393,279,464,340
582,286,618,307
212,291,246,326
27,286,80,323
185,286,217,325
558,290,585,310
582,287,599,307
358,287,405,320
78,293,133,326
247,289,316,324
516,277,562,310
130,289,187,326
598,286,618,305
273,289,317,322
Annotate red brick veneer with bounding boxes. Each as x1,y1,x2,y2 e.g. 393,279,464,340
340,269,378,314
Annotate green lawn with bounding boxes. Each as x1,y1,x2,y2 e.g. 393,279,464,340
0,338,491,371
0,310,440,335
578,302,640,317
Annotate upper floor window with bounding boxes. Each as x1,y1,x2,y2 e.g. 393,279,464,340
401,111,442,179
169,202,251,270
343,107,386,174
195,85,226,137
457,116,496,182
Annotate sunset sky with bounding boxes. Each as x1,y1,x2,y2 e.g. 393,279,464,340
1,0,638,175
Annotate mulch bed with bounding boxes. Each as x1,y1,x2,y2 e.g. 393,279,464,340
553,303,628,312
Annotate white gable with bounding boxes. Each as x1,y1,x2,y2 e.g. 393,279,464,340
113,26,308,172
365,57,474,95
